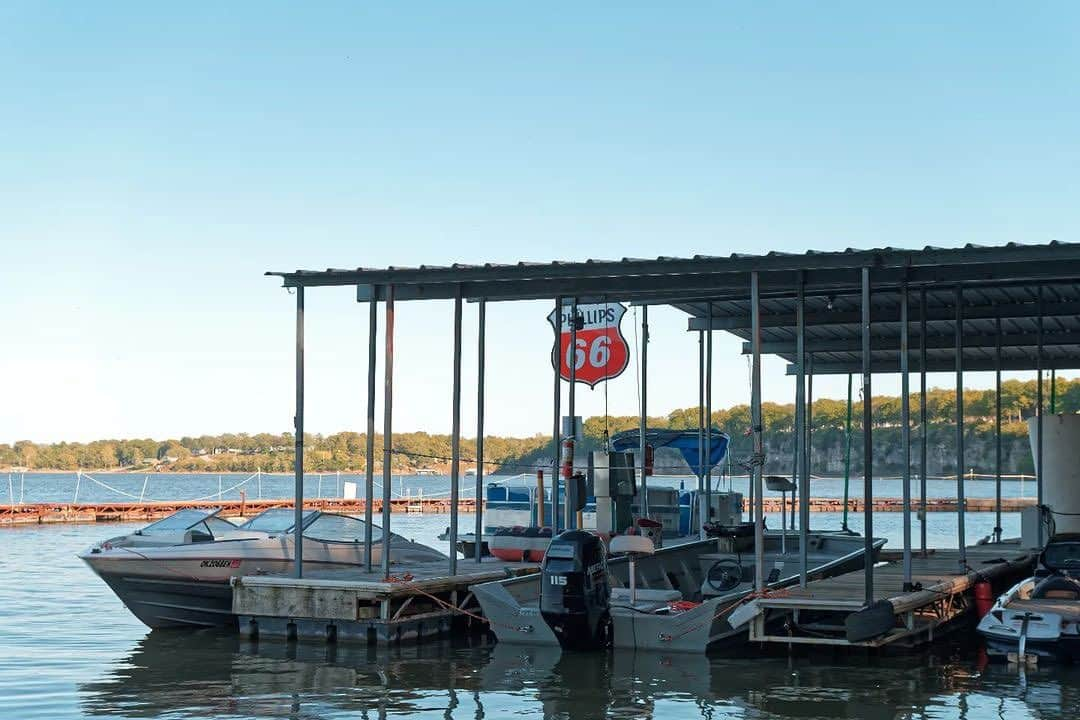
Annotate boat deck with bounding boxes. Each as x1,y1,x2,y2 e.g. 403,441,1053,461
233,557,539,645
747,542,1037,648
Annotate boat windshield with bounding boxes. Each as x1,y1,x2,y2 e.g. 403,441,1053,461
239,508,317,533
139,508,229,534
303,513,383,543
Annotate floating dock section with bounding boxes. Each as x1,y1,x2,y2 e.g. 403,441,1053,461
746,543,1036,648
234,560,538,646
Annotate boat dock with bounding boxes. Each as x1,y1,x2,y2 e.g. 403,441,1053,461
0,496,479,526
234,559,538,645
747,542,1036,649
0,495,1036,526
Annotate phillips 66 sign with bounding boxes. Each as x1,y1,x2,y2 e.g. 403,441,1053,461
548,302,630,387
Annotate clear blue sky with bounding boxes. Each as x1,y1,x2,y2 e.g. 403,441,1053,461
2,3,1078,443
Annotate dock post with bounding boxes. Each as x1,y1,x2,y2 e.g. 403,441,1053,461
750,272,765,592
567,297,578,530
475,299,486,563
293,285,305,579
705,303,713,524
449,290,463,576
919,288,928,554
901,281,912,589
365,288,377,572
382,285,395,579
994,314,1002,543
1036,286,1045,547
842,373,852,531
805,353,814,526
697,330,706,537
552,296,562,534
861,267,874,605
955,286,966,569
639,305,649,518
795,274,808,587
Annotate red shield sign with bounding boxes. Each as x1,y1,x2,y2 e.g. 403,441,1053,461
548,302,630,387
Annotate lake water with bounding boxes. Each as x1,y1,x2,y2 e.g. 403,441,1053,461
3,516,1078,719
3,471,1038,506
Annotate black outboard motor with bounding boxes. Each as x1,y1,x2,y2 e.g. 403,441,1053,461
540,530,610,650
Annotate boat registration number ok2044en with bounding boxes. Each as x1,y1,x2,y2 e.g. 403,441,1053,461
199,559,241,568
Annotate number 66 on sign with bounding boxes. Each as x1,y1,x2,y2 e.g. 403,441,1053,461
547,302,630,387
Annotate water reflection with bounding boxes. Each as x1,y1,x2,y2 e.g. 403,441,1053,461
80,631,1079,720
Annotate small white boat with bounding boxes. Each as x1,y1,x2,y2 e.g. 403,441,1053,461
80,507,447,629
977,535,1080,662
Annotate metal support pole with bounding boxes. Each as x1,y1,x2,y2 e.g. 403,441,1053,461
795,275,808,586
919,288,928,554
639,306,649,517
364,291,377,572
448,291,463,576
293,286,305,579
697,330,705,536
475,300,486,563
705,304,713,523
381,286,395,579
1037,286,1045,547
901,282,912,589
842,373,852,532
552,297,562,534
994,314,1002,543
567,297,578,530
861,267,874,606
1051,369,1057,414
806,354,814,494
750,272,765,592
955,285,966,568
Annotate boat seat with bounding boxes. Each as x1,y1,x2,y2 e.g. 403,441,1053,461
1031,575,1080,601
610,535,656,556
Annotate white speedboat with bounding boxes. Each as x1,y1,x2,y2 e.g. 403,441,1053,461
80,507,448,629
977,535,1080,662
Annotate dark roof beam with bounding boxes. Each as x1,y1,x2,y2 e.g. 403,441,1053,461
742,331,1080,355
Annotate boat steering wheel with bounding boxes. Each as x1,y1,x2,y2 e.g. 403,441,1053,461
707,558,743,593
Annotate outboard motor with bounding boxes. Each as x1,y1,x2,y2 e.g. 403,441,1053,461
540,530,610,650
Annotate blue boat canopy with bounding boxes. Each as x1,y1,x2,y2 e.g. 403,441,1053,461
610,428,730,474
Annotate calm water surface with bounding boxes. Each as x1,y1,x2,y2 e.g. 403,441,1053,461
3,519,1077,719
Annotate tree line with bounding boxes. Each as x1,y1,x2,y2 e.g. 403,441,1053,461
1,377,1070,475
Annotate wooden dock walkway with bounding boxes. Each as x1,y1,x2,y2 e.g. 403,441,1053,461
0,495,1035,526
233,558,539,645
746,542,1036,649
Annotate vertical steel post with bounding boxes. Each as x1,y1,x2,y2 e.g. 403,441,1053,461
567,298,578,530
842,373,852,531
381,286,395,579
552,297,562,534
475,299,486,563
705,303,713,523
293,285,305,578
364,290,378,572
697,330,705,536
1037,286,1045,547
901,282,912,589
1051,369,1057,414
861,267,874,606
919,288,928,554
795,275,808,586
955,285,966,568
448,291,463,576
806,354,814,495
750,272,765,592
639,306,649,517
994,314,1002,543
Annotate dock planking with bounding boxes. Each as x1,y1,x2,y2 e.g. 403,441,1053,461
748,542,1036,648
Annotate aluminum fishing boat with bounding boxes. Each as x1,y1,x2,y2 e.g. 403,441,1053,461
80,507,447,629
